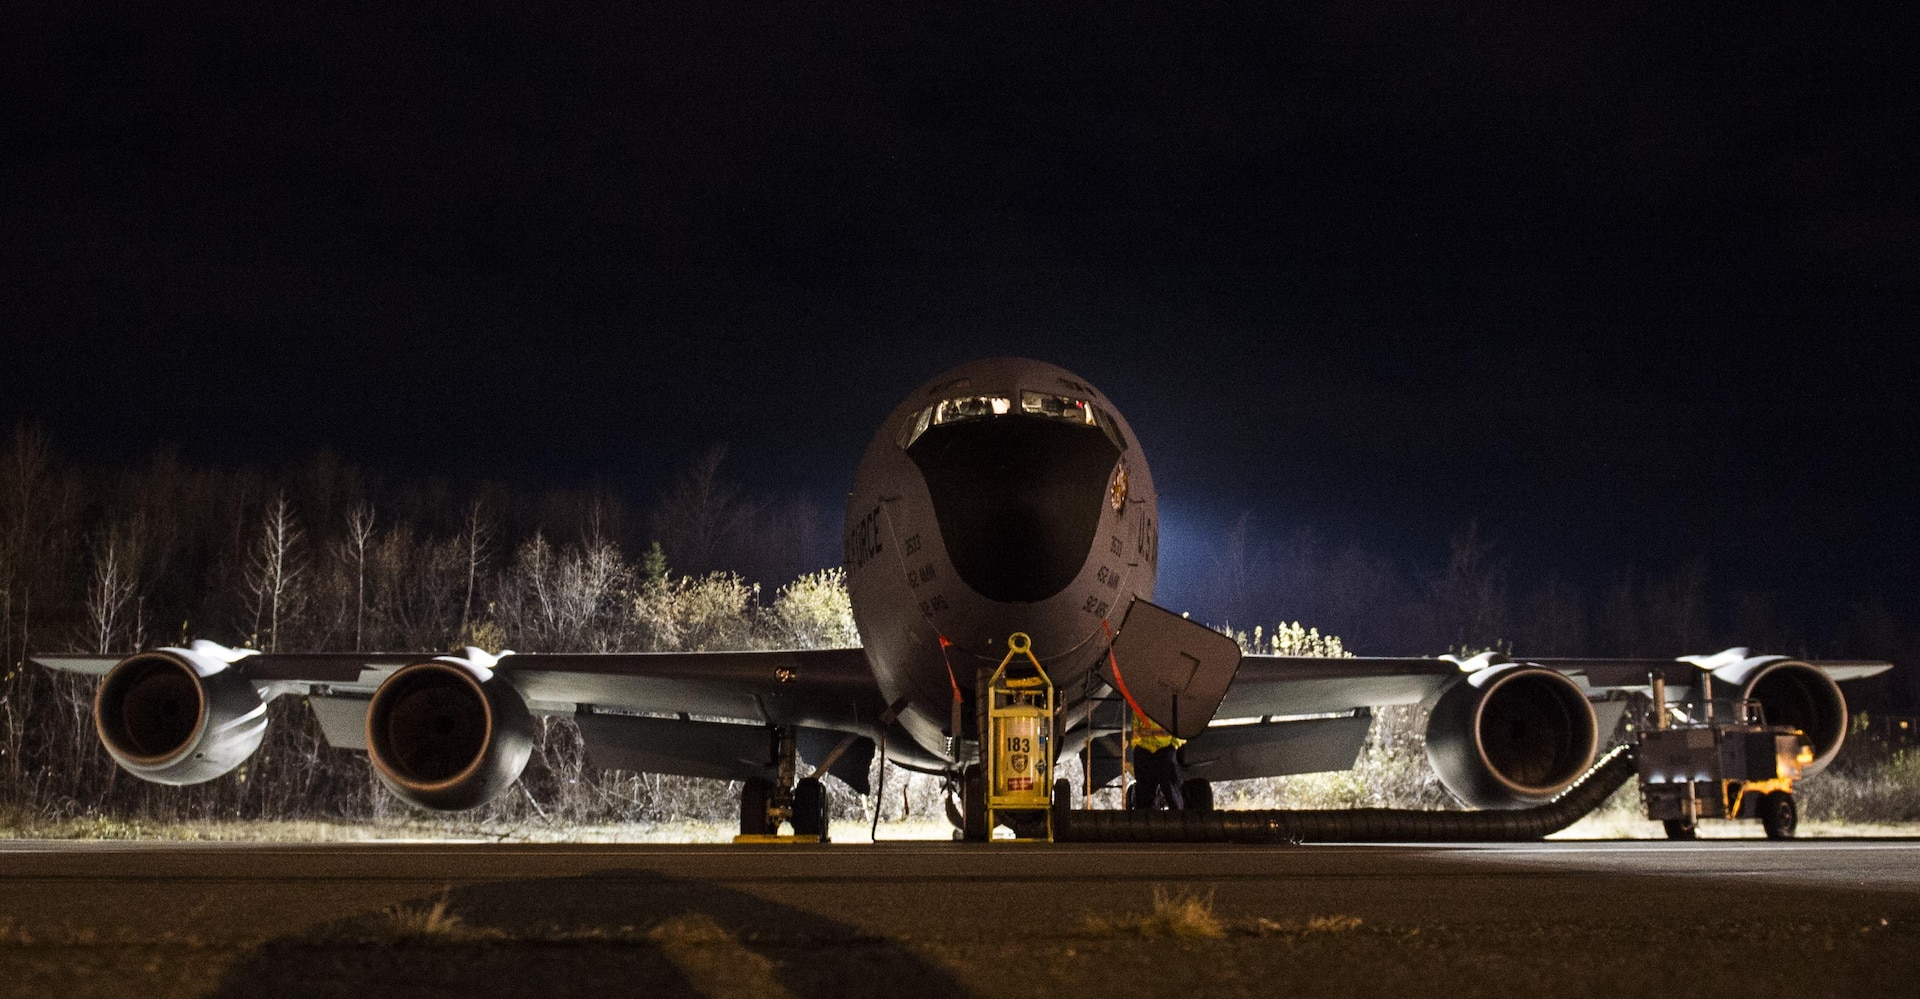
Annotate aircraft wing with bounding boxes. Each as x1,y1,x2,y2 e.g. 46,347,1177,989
1526,656,1894,688
31,647,899,787
1214,655,1461,718
37,647,884,726
1212,653,1895,720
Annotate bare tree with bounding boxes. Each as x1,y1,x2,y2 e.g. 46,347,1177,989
1,424,52,667
649,445,750,576
244,493,306,652
457,499,494,642
84,531,138,654
1426,521,1509,654
340,503,376,652
1213,510,1259,627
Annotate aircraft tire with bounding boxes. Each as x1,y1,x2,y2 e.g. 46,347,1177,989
1760,791,1797,841
1181,779,1214,811
792,777,829,840
1662,817,1697,841
740,776,775,836
961,764,989,841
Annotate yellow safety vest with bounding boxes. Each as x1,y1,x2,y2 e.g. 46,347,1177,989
1130,709,1183,752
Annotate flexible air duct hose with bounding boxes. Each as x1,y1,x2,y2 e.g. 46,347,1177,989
1056,744,1636,843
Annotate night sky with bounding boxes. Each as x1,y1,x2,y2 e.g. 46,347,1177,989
5,3,1915,620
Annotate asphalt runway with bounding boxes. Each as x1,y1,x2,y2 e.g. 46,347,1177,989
4,838,1918,998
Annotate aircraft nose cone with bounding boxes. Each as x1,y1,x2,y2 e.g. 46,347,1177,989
908,417,1119,603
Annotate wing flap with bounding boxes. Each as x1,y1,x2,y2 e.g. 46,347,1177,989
1182,713,1375,782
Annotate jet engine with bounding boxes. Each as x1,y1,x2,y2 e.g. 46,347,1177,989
94,642,268,785
365,651,533,811
1710,656,1849,776
1425,665,1599,810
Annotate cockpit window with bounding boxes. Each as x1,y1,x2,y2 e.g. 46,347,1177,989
1019,391,1093,424
1021,392,1128,451
899,391,1126,450
898,395,1009,448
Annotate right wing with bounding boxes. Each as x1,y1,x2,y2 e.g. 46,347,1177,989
1213,652,1895,720
34,645,911,787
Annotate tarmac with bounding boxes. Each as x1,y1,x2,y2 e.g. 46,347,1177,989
3,838,1917,997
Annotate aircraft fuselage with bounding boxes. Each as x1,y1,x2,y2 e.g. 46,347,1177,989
844,358,1158,759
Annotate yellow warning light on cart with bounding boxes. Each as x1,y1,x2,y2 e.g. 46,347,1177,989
986,632,1056,840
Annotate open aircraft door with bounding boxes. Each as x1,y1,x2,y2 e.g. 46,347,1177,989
1101,598,1244,738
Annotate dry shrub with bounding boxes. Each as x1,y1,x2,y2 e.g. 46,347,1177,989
1084,886,1226,938
1251,914,1364,935
376,893,492,943
1800,748,1920,824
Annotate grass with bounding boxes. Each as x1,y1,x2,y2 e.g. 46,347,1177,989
1082,886,1369,940
377,894,481,942
1084,886,1225,938
0,797,966,844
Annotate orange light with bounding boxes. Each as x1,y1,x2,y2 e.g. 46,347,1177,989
1796,746,1814,764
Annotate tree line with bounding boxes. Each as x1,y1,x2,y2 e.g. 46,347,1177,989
1193,514,1917,713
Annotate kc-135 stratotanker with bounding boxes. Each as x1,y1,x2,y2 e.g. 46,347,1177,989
34,358,1891,841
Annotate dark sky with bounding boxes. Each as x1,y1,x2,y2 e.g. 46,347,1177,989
5,2,1915,618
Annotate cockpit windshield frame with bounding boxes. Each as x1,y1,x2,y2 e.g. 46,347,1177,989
899,391,1126,451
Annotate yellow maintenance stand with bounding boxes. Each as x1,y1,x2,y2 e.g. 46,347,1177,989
985,633,1056,841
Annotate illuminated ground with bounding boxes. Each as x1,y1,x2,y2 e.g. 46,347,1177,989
3,839,1916,997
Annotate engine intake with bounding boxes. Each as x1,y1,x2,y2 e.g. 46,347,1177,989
1716,658,1848,776
365,653,533,811
94,645,267,785
1426,665,1599,810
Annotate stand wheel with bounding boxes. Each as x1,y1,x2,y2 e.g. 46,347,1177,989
960,764,989,841
1181,778,1214,812
1759,791,1797,841
1662,817,1697,841
792,777,829,840
740,776,775,836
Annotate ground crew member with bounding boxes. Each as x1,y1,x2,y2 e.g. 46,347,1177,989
1129,708,1185,810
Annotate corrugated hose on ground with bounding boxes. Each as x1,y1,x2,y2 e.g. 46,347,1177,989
1055,744,1637,843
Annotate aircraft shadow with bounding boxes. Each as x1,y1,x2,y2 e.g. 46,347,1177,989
206,868,974,999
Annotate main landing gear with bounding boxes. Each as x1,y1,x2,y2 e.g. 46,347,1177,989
736,726,831,842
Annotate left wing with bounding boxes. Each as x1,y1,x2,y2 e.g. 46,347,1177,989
1212,652,1895,720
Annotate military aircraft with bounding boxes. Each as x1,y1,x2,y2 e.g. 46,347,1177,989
34,357,1892,839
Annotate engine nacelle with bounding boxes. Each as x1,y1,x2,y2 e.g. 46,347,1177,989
1711,655,1849,776
365,651,533,811
1426,665,1599,810
94,643,268,785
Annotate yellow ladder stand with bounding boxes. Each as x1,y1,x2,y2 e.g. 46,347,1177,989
986,632,1055,842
